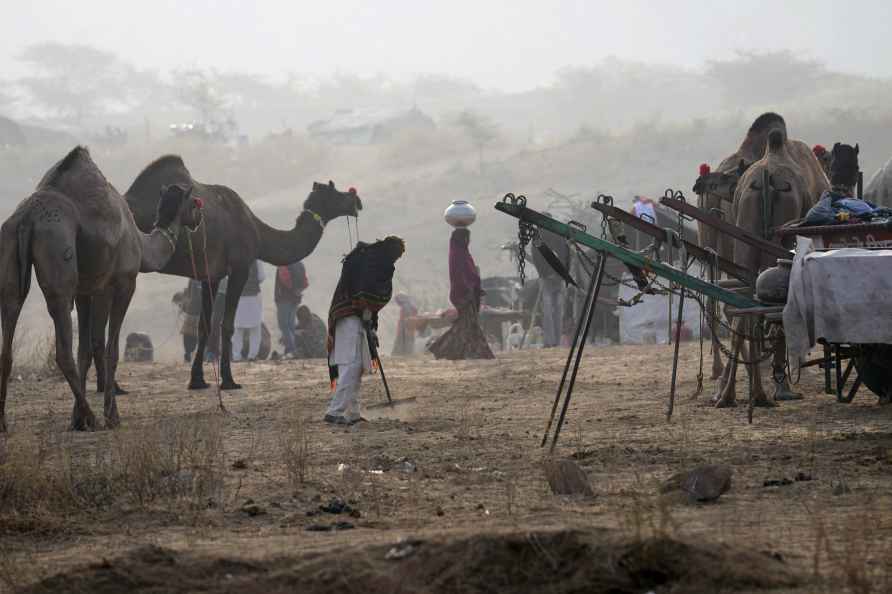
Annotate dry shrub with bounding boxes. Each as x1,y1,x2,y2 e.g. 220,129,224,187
10,331,60,382
101,413,227,508
455,400,480,441
280,414,312,489
0,414,226,534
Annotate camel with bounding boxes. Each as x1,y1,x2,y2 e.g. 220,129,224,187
865,155,892,207
0,147,200,432
693,113,830,380
712,130,812,408
101,155,361,391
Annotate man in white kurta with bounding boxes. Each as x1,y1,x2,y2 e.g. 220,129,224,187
232,261,266,361
325,314,373,425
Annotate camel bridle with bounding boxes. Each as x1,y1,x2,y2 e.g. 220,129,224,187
304,208,326,230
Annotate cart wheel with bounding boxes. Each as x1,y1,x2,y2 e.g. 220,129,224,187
854,345,892,401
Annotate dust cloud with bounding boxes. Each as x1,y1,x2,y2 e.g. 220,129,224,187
3,2,892,358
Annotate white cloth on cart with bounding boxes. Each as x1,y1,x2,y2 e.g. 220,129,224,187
784,237,892,363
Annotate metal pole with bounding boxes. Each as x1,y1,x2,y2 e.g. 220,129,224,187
540,254,600,447
667,285,686,421
364,324,393,405
549,251,607,452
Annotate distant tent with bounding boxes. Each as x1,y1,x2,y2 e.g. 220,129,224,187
308,107,435,145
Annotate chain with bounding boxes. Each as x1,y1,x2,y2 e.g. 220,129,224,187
502,193,534,285
517,222,536,285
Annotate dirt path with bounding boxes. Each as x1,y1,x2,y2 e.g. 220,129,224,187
2,344,892,592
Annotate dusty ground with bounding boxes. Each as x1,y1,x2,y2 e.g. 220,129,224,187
2,343,892,593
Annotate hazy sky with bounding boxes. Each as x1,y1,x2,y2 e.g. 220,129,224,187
4,0,891,91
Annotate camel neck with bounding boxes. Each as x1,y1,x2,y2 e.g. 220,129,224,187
253,210,325,266
140,219,183,272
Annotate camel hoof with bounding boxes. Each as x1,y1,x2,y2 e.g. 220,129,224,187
714,398,737,409
0,418,7,434
70,411,98,432
752,398,777,408
105,414,121,429
98,383,128,396
221,381,242,391
189,379,210,390
773,388,803,402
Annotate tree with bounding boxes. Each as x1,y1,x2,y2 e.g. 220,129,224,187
171,68,229,125
17,43,139,127
454,110,500,174
705,50,834,107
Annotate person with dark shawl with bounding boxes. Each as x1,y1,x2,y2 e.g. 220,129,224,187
325,236,405,425
428,228,495,360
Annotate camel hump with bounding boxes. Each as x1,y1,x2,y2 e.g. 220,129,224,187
126,155,191,197
38,145,95,190
768,130,785,152
749,112,786,135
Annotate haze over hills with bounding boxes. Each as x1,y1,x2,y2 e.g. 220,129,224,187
3,1,892,357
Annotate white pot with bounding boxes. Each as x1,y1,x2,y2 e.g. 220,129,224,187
444,200,477,227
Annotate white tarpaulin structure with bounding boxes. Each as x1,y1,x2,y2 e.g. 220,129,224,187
784,237,892,363
617,273,701,344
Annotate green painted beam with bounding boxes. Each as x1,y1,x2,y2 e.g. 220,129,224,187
495,201,760,309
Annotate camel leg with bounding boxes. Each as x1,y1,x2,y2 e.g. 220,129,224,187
771,334,802,401
707,296,724,380
0,298,25,434
75,295,93,397
714,318,744,408
219,267,248,391
188,282,215,390
746,322,775,408
45,295,96,431
103,284,135,428
90,294,127,396
711,332,725,380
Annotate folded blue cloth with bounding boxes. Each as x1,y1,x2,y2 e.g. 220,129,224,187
804,191,892,226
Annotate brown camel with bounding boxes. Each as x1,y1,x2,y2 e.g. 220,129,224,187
712,130,811,408
693,113,830,380
103,155,361,390
0,147,200,432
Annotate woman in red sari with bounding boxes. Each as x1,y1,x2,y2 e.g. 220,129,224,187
429,228,495,360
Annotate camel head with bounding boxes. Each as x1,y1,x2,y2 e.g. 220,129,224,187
829,143,860,190
744,113,788,160
305,180,363,222
156,184,202,231
733,129,808,269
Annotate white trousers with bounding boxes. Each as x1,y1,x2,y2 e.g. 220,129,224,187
232,325,261,361
540,278,564,347
326,316,370,422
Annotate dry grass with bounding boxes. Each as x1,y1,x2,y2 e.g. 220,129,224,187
279,414,313,490
3,347,892,592
0,413,226,535
10,330,60,382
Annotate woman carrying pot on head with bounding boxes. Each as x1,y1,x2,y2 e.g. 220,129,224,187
429,201,495,360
